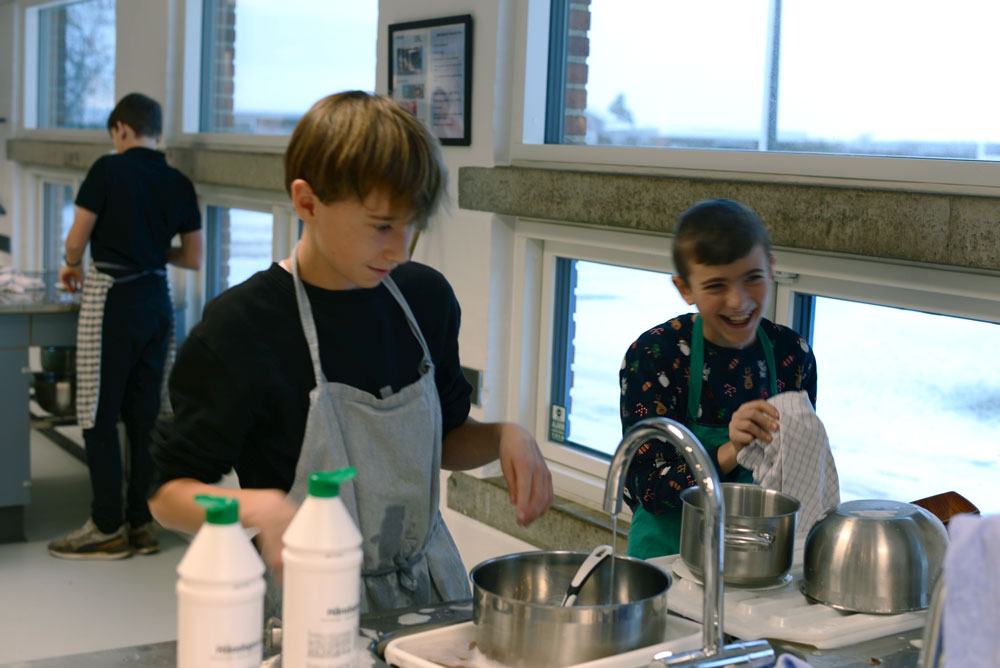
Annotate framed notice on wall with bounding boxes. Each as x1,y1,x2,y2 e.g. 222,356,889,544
388,14,472,146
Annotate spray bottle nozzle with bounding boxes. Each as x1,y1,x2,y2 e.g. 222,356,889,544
194,494,240,524
308,467,357,498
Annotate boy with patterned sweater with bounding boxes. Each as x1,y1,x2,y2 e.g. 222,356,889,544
620,198,817,558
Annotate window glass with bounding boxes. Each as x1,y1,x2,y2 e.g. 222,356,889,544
200,0,377,134
204,206,273,299
42,183,75,272
33,0,115,129
581,1,767,149
550,0,1000,160
812,297,1000,513
556,260,693,455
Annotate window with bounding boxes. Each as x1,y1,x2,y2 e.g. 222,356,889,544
198,0,377,134
519,221,1000,513
27,0,115,129
811,297,1000,513
540,0,1000,160
550,259,690,456
41,182,75,272
203,205,274,299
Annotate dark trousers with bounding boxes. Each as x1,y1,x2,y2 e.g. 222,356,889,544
83,275,171,533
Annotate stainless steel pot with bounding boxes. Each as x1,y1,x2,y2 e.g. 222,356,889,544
33,371,76,417
802,499,948,614
470,550,672,668
680,483,800,586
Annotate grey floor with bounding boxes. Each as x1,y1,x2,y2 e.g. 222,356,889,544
0,425,189,666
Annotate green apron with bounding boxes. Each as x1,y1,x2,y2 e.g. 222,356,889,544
626,316,777,559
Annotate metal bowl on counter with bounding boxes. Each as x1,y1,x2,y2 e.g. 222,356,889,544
680,483,800,587
33,371,76,417
802,499,948,614
470,549,672,668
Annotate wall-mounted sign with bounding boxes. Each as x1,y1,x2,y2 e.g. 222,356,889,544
388,14,472,146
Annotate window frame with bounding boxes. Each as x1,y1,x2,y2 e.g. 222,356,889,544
174,0,378,149
18,0,117,137
508,219,704,508
188,185,297,320
17,167,83,272
509,0,1000,198
172,0,289,149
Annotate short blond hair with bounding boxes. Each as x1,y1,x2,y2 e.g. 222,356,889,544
284,91,447,229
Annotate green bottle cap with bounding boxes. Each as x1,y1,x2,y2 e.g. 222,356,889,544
308,467,357,498
194,494,239,524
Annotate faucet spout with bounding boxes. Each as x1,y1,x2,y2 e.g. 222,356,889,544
604,417,776,667
604,417,725,655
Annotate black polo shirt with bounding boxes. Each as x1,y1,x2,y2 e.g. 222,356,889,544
75,147,200,269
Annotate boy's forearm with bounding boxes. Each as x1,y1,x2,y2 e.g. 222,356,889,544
149,478,221,533
149,477,286,534
63,206,98,265
167,230,204,270
441,419,501,470
166,246,197,269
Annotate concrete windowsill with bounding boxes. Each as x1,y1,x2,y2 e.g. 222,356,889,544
446,471,629,552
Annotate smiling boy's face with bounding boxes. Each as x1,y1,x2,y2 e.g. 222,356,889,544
672,244,775,349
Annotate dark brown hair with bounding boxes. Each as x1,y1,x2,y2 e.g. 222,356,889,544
107,93,162,137
672,199,772,283
284,91,447,229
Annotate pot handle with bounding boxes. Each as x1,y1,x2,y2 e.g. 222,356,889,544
724,526,775,549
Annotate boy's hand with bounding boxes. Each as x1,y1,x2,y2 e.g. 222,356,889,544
497,423,553,526
729,399,780,451
59,264,83,293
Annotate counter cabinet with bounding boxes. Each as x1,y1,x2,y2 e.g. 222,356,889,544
0,306,78,543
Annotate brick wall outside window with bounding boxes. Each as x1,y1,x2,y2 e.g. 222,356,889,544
564,0,591,144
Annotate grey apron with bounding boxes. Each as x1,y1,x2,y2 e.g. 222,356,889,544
266,248,470,617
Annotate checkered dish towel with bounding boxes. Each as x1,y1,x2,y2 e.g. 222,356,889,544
75,264,176,428
736,390,840,534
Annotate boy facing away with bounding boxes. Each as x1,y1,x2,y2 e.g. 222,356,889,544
148,91,552,615
48,92,203,559
620,198,817,559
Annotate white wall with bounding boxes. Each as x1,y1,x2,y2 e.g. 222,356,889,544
115,0,171,106
376,0,533,563
378,0,517,424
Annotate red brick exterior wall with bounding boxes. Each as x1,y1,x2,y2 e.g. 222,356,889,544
564,1,591,144
208,0,236,131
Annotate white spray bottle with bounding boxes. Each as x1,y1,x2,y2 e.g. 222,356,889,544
176,494,266,668
281,467,363,668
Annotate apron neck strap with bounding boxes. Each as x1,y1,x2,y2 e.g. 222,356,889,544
380,275,433,369
687,315,779,421
290,245,434,387
291,245,326,386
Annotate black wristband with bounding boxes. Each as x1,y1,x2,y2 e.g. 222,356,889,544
63,255,82,268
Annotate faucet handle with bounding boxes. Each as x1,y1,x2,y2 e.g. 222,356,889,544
650,639,775,667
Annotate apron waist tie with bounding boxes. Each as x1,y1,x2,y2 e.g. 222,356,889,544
94,261,166,284
361,517,442,592
113,268,166,284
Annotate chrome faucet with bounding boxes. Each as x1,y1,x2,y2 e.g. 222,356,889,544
604,417,775,667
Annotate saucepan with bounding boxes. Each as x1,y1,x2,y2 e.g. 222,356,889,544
802,499,948,614
470,549,672,667
680,482,800,587
33,371,76,417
